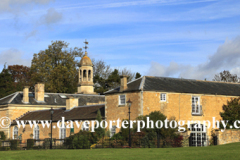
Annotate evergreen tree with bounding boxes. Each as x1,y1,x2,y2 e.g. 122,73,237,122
135,72,141,79
220,97,240,129
0,65,15,98
95,109,105,138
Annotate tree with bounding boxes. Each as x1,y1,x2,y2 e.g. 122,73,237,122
213,70,239,82
220,97,240,129
134,111,178,139
30,40,83,93
135,72,141,79
93,64,136,94
0,65,15,98
8,65,32,91
95,109,105,138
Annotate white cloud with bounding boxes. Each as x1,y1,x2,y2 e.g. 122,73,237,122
0,0,53,13
0,49,31,67
39,8,62,25
147,36,240,80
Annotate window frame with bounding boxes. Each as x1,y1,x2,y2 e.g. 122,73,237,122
118,95,126,105
33,125,40,140
110,126,117,138
82,121,89,131
59,123,66,139
192,96,201,115
160,93,167,102
13,126,18,139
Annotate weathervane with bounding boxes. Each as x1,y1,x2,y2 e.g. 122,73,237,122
84,39,89,56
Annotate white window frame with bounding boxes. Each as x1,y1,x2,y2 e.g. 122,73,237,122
192,96,201,115
119,95,126,105
33,125,40,140
13,126,18,139
81,121,89,131
110,126,117,138
160,93,166,102
190,124,207,147
59,123,66,139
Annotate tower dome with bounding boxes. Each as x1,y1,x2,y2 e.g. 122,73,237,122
79,53,93,67
77,40,96,94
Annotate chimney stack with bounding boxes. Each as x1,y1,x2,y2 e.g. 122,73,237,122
23,86,30,103
35,83,45,102
66,96,79,110
120,75,128,92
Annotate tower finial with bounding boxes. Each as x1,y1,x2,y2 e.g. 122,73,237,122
84,39,89,56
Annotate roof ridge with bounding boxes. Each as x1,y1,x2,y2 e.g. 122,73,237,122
146,76,240,85
8,92,19,104
0,92,18,101
104,77,143,94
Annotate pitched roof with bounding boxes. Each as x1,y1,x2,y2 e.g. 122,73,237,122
11,104,105,124
0,92,105,106
105,76,240,96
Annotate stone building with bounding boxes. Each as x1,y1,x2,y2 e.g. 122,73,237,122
105,76,240,146
0,51,104,139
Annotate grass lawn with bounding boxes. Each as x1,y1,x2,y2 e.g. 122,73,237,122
0,142,240,160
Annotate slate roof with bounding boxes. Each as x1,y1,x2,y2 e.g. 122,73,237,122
105,76,240,96
11,104,105,124
0,92,105,106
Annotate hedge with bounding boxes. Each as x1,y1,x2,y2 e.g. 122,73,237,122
9,140,20,150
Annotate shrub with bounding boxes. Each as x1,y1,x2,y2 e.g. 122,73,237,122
10,140,20,150
0,132,6,140
64,131,91,149
27,139,34,150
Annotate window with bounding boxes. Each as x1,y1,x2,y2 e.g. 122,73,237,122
13,126,18,139
33,125,39,140
82,121,89,131
60,124,66,139
119,95,126,105
160,93,166,102
192,96,202,115
189,124,207,147
110,126,117,138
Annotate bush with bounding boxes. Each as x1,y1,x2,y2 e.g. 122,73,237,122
10,140,20,150
64,131,91,149
0,132,6,140
27,139,34,150
0,147,11,151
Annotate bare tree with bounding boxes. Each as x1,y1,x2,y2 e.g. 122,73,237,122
213,70,239,82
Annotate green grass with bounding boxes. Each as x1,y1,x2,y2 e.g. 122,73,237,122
0,142,240,160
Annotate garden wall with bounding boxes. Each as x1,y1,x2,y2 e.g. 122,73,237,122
216,129,240,145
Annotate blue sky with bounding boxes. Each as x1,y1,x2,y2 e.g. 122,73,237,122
0,0,240,80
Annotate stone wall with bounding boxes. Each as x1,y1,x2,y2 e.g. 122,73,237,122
105,92,141,133
216,129,240,145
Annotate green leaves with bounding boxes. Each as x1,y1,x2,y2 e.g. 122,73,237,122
30,40,83,93
220,97,240,129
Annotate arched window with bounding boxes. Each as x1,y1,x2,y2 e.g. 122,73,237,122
83,70,87,81
59,123,66,139
13,126,18,139
80,70,82,82
33,125,39,140
88,70,91,81
81,121,89,131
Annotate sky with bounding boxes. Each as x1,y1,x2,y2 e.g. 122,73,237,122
0,0,240,80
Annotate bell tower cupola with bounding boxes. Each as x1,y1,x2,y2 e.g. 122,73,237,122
77,40,96,94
